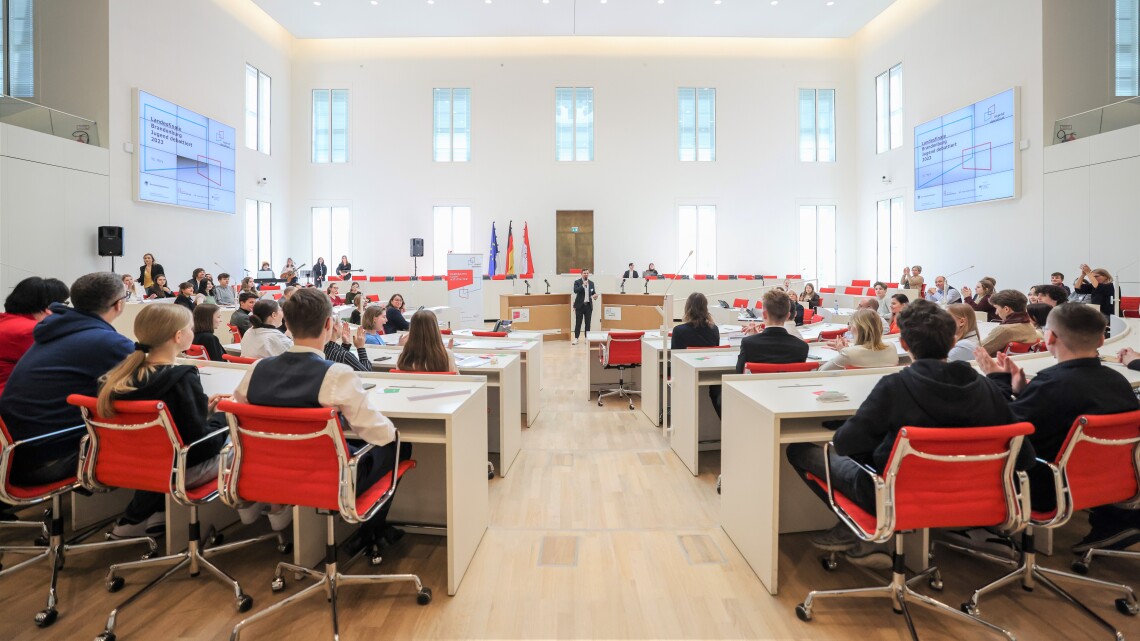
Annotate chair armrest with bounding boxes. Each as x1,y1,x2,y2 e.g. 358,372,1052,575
347,432,403,523
173,425,230,502
5,423,86,450
180,426,229,452
216,441,239,507
1030,459,1069,528
822,441,890,543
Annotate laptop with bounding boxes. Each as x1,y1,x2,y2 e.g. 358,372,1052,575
718,300,731,309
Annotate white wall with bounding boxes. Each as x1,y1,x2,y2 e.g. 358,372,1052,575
852,0,1046,292
104,0,292,284
288,37,857,280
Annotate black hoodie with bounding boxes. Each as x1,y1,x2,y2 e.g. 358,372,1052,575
833,359,1037,473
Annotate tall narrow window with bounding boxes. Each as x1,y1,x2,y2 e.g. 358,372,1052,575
678,88,716,161
876,197,905,282
311,207,352,268
245,64,271,153
313,89,349,163
0,0,34,97
1118,0,1139,96
875,64,903,153
245,199,272,274
555,87,594,161
433,206,472,272
677,205,717,275
799,205,836,288
434,88,471,162
799,89,836,162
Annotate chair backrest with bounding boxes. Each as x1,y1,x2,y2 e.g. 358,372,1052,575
882,423,1034,532
786,274,802,280
569,269,582,274
1121,296,1140,318
440,328,452,335
369,276,383,282
473,331,508,337
223,354,257,365
851,279,871,287
762,275,778,280
227,324,242,343
601,331,644,367
819,287,836,294
218,401,349,512
886,282,899,288
843,286,863,295
352,275,367,281
390,369,458,375
818,328,848,342
1004,340,1043,355
67,395,182,497
184,344,210,361
716,275,730,280
1052,411,1140,518
732,298,749,308
744,361,820,374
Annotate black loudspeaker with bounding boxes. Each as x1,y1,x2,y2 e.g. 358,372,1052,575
98,226,124,257
410,238,424,258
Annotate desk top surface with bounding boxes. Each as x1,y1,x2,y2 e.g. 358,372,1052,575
365,346,519,372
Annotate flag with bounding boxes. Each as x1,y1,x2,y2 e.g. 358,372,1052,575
488,222,499,276
505,221,516,275
522,221,534,276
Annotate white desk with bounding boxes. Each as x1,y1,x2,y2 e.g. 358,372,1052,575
449,336,543,427
638,326,745,427
366,347,522,477
196,363,490,596
114,301,238,344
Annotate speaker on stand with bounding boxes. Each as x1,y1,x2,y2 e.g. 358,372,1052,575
98,226,124,273
410,238,424,278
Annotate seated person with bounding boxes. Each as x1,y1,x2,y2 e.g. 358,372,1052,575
980,289,1039,355
977,303,1140,554
622,263,639,279
95,304,267,537
240,299,293,359
282,270,299,288
787,290,806,326
819,309,899,371
925,275,962,304
240,276,259,295
0,273,134,486
801,284,822,311
1050,271,1072,296
786,300,1035,568
121,273,146,301
0,277,70,394
1026,303,1051,334
396,310,456,373
735,290,809,373
1037,284,1068,307
324,318,372,372
962,277,998,322
147,274,174,299
191,268,214,298
174,281,197,311
643,263,659,278
361,306,387,345
233,288,410,552
192,304,225,361
213,273,236,306
349,294,366,325
326,283,345,306
855,297,889,332
283,285,300,300
231,292,259,337
672,293,722,415
383,294,411,335
1027,285,1041,304
946,303,981,362
345,282,362,307
887,294,909,334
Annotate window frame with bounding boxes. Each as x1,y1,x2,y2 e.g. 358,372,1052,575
1,0,35,98
311,205,353,271
312,88,350,164
676,204,718,276
433,88,472,162
875,196,905,282
798,87,836,163
245,64,271,154
1117,0,1140,97
875,63,903,154
555,86,594,162
678,87,717,162
798,203,837,288
245,199,272,275
432,205,473,273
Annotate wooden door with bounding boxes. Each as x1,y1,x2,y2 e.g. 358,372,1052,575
556,211,593,274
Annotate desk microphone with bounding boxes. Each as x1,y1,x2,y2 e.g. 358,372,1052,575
620,278,626,294
644,279,649,294
213,261,225,272
544,279,551,295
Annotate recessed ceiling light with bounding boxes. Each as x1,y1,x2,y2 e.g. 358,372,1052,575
601,0,607,4
371,0,378,4
485,0,491,3
714,0,721,4
543,0,550,3
312,1,320,5
658,0,664,4
770,0,778,4
826,1,834,4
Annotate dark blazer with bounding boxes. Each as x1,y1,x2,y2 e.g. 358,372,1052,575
671,323,720,350
174,294,196,312
139,263,165,285
791,302,806,326
622,270,639,279
573,278,597,309
735,326,809,373
383,307,410,335
313,262,328,285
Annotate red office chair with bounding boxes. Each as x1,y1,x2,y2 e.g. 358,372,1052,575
472,331,508,337
819,288,837,294
369,276,383,283
787,274,802,280
743,362,821,374
227,324,242,343
887,282,899,288
68,395,288,641
795,423,1034,641
816,329,848,343
183,345,210,361
223,354,258,365
951,412,1140,637
1004,340,1044,354
1120,296,1140,319
440,329,453,335
569,269,583,274
843,286,863,295
763,275,779,281
218,402,430,641
808,314,825,324
851,279,871,287
598,331,644,409
732,298,749,309
0,416,156,627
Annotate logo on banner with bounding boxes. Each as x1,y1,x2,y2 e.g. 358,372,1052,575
447,269,474,291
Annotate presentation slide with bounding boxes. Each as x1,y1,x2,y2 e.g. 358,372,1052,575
137,90,236,214
914,88,1016,211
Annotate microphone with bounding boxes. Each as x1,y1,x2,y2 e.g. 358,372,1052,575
242,268,250,273
296,263,307,270
214,261,225,272
544,279,551,295
644,279,649,294
620,278,626,294
524,280,531,295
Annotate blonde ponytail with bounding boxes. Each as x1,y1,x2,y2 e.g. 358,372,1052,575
96,304,191,417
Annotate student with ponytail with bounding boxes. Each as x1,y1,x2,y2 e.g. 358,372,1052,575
96,304,233,538
239,299,293,359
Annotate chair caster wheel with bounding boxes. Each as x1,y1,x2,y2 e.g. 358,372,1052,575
1070,561,1089,575
34,535,48,546
209,533,224,546
628,404,635,410
107,576,125,592
488,471,495,480
417,587,433,605
95,633,116,641
370,554,383,567
819,555,839,571
236,594,253,613
597,401,603,407
277,542,293,554
794,604,811,622
928,576,944,591
271,577,286,592
961,602,978,616
35,607,58,627
1116,598,1139,616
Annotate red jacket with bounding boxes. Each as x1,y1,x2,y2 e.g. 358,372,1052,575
0,313,38,394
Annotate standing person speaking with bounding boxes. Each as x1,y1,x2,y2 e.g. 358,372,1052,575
572,269,598,345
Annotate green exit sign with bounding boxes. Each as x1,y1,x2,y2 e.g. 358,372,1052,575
571,226,579,232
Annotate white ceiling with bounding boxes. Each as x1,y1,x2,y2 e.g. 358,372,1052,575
251,0,897,39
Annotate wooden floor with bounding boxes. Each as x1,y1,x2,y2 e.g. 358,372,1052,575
2,339,1138,640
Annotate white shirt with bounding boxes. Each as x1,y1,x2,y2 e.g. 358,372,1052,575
233,345,396,446
947,334,979,362
240,326,293,359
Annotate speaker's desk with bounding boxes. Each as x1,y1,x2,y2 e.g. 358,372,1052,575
499,294,571,339
197,364,490,596
598,294,672,331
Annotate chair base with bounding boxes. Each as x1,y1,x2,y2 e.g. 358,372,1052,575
797,535,1015,641
1073,547,1139,576
94,506,288,641
597,366,641,409
0,496,157,628
959,529,1138,640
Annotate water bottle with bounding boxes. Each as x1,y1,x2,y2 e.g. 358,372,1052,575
833,299,839,316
